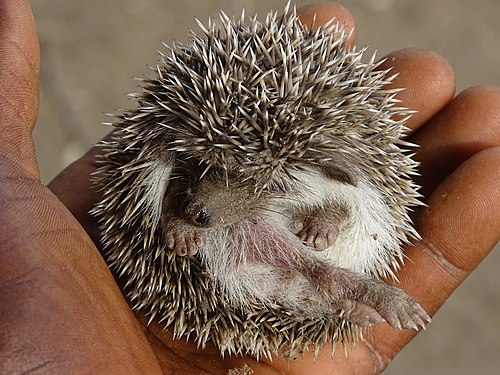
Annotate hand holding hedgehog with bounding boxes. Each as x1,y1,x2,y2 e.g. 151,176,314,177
1,1,500,374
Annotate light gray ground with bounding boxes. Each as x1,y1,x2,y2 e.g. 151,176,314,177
30,1,499,374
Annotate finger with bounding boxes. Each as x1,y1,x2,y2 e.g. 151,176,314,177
0,0,40,180
378,48,456,132
48,143,106,245
411,85,500,196
297,3,356,44
365,147,500,367
138,312,279,375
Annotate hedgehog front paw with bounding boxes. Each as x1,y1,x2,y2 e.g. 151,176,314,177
293,203,348,251
164,217,204,256
295,217,338,251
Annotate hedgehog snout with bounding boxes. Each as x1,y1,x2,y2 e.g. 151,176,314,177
182,198,211,227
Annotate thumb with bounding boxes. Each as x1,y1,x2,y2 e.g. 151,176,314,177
0,0,40,180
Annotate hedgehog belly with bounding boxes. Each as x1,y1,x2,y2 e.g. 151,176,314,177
198,215,332,316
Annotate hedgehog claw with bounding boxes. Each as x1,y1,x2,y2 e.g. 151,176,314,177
164,217,204,256
297,217,338,251
337,300,385,327
367,287,430,331
294,204,348,251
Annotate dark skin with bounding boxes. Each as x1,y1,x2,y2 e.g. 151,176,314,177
0,0,499,373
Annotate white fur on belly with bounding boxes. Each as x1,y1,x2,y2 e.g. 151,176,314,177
289,169,401,277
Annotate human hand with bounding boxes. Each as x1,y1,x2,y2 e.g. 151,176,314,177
1,1,499,374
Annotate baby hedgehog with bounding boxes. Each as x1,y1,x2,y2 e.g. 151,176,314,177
93,4,430,358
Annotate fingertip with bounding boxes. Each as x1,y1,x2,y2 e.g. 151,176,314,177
297,2,356,44
452,84,500,119
412,84,500,196
380,48,456,131
0,0,40,109
0,0,40,64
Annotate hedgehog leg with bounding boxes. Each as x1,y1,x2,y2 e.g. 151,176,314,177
243,216,430,329
336,300,385,327
163,216,204,256
307,263,430,329
293,202,348,250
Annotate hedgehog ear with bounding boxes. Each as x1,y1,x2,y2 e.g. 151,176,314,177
141,159,173,226
317,161,357,186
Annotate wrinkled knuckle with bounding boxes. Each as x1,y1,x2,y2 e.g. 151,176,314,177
360,340,390,373
420,238,469,279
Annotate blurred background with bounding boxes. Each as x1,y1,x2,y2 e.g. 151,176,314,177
30,0,499,373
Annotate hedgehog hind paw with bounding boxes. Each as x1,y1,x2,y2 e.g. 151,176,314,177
337,300,385,327
381,298,431,330
361,287,431,330
337,295,430,330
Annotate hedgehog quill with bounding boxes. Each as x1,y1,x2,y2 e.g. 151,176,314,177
93,4,430,359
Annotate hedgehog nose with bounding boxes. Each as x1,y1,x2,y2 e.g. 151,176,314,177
183,199,211,227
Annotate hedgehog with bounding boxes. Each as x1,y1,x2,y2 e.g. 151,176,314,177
92,3,430,359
